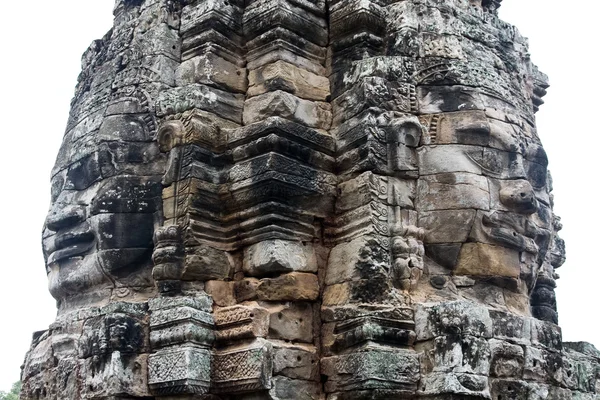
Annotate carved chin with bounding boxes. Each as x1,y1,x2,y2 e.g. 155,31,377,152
47,254,112,301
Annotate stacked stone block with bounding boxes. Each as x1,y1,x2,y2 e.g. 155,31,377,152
21,0,600,399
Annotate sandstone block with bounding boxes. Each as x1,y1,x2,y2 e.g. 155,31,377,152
322,276,398,306
415,301,493,341
419,372,490,398
248,60,330,101
455,243,520,278
183,245,233,281
322,283,351,307
417,85,484,114
273,342,319,380
419,335,490,375
176,53,247,93
530,318,563,351
269,376,323,400
322,349,420,393
235,278,260,302
335,172,378,213
523,346,562,385
416,173,490,212
149,348,210,395
212,340,273,394
425,244,462,270
214,303,270,342
325,236,390,286
156,84,244,123
267,302,314,343
83,353,151,397
489,339,525,378
419,209,477,244
205,280,236,307
243,90,332,130
430,110,491,145
417,144,483,175
243,240,318,277
256,272,319,301
490,379,530,400
490,310,531,345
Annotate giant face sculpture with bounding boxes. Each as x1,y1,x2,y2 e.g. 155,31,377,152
23,1,594,400
43,110,165,311
416,98,557,315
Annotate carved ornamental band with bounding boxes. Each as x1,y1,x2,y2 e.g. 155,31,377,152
22,0,599,399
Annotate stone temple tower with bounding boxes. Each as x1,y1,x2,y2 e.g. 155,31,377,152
21,0,600,398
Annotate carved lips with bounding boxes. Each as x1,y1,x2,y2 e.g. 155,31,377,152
481,211,539,254
45,225,95,265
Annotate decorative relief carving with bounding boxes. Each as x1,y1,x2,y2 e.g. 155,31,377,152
211,341,273,394
23,1,600,400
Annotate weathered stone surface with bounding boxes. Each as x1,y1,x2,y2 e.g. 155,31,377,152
272,342,319,380
248,60,330,101
23,1,600,399
212,340,273,394
489,339,525,378
325,236,390,285
415,301,493,341
235,278,261,302
243,240,318,277
183,245,233,281
419,210,477,244
267,302,314,343
256,272,320,302
149,347,211,395
176,53,248,93
322,349,420,393
455,242,521,278
269,376,323,400
243,90,332,130
214,303,270,343
205,280,236,307
417,173,490,211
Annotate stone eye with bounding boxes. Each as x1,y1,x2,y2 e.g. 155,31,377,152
526,160,548,189
50,174,65,203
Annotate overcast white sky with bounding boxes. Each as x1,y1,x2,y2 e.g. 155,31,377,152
0,0,597,392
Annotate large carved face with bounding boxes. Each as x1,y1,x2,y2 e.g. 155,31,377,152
43,111,164,311
417,106,555,308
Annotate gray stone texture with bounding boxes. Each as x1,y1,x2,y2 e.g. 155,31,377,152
21,0,600,399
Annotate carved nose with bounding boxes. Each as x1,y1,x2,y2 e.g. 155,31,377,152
45,205,86,232
499,180,538,214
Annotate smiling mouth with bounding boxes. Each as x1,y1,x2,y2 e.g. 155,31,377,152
481,212,539,254
47,230,95,265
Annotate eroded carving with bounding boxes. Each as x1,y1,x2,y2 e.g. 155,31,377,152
22,1,600,399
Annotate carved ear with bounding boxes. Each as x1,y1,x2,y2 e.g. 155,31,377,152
398,121,423,148
388,117,424,148
157,120,185,152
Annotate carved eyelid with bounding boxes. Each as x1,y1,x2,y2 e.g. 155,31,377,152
525,146,549,167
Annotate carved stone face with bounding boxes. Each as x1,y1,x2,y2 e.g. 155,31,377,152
43,113,164,311
417,108,554,305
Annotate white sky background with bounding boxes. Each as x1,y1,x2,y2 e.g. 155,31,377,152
0,0,597,391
